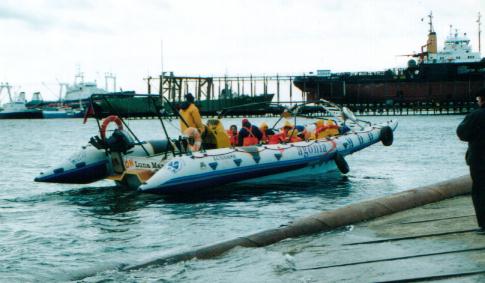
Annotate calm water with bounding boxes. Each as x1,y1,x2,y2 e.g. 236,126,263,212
0,115,469,282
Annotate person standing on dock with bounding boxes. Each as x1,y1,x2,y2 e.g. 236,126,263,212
457,88,485,232
179,93,205,135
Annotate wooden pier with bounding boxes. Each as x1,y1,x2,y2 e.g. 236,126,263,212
142,73,477,117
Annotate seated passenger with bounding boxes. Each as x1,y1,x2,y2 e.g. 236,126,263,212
280,121,301,143
315,119,328,139
281,120,294,135
295,125,308,140
179,93,205,135
315,119,339,139
268,131,285,144
238,118,263,146
259,122,275,144
287,128,302,143
227,124,238,147
326,120,340,137
305,123,317,140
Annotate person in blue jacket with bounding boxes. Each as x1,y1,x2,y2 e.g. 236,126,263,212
238,118,263,146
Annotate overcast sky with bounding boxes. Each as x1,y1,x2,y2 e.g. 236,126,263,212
0,0,484,102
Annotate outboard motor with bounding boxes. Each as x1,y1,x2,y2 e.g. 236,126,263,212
106,129,135,153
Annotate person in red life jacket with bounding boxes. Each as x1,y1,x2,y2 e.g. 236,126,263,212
238,118,263,146
281,120,302,142
259,122,275,144
268,120,297,144
226,124,238,147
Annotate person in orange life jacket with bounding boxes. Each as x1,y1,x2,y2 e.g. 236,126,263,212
281,121,301,142
268,121,299,144
179,93,205,135
227,124,238,146
259,122,275,144
238,118,263,146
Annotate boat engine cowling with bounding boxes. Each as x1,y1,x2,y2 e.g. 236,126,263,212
106,129,135,153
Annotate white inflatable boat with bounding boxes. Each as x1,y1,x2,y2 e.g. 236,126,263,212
35,94,397,194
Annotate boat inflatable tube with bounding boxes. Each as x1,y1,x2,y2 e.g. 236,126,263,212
380,126,393,146
334,152,349,174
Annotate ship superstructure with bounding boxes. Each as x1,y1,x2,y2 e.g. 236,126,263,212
294,12,485,104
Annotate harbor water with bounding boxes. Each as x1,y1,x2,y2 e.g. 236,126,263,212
0,115,469,282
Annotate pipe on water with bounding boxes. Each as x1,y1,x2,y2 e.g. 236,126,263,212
124,175,472,271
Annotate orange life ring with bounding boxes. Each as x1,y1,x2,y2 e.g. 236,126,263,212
183,127,202,152
100,115,123,140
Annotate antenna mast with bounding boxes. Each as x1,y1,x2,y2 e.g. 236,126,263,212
478,11,482,53
160,39,164,98
428,11,434,33
0,82,13,102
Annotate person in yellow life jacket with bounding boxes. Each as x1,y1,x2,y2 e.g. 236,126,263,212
179,93,205,135
325,120,340,136
281,120,295,141
259,122,275,144
315,119,328,139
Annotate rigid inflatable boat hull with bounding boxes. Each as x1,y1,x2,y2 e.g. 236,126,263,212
138,121,397,194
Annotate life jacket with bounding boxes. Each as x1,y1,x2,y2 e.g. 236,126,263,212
242,126,259,146
268,132,285,144
315,125,329,139
179,103,205,135
282,127,302,143
287,131,302,143
261,130,269,144
326,121,340,136
226,129,238,146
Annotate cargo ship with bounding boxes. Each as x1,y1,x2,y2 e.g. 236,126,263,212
0,91,42,119
294,12,485,104
89,90,275,118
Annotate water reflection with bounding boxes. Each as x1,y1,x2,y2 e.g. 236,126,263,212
160,174,353,204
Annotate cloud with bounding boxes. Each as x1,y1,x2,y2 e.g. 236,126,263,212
0,3,55,29
0,2,109,33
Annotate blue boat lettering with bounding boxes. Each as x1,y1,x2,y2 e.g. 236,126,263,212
167,160,183,173
298,144,328,157
358,135,364,144
213,154,236,161
346,138,354,148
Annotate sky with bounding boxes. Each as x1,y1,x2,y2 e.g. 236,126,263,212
0,0,484,102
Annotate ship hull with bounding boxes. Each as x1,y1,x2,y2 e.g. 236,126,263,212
0,110,43,119
91,92,275,118
294,79,485,103
295,62,485,103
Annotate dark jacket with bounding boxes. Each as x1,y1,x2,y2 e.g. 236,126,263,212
238,124,263,146
457,105,485,167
